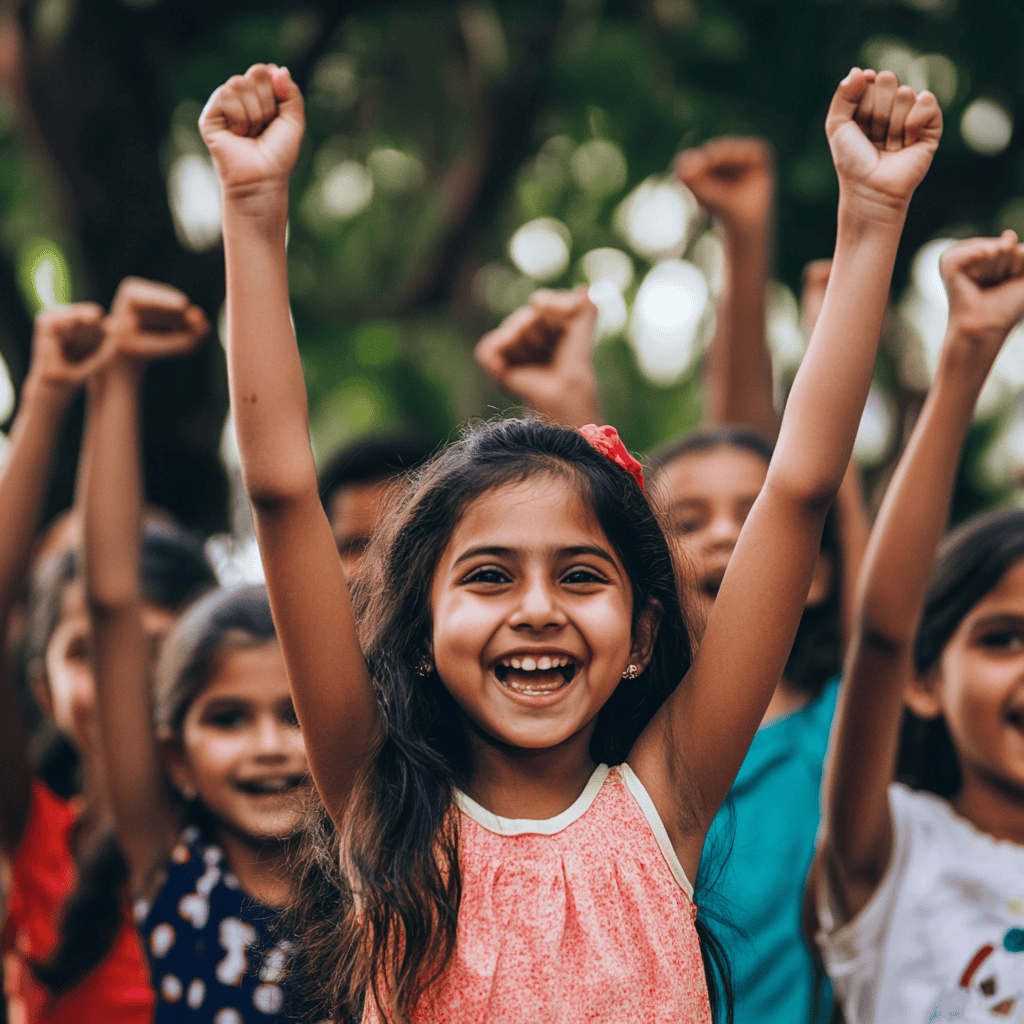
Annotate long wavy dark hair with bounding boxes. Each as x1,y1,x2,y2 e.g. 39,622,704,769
19,521,217,996
897,507,1024,798
286,417,733,1023
649,425,843,698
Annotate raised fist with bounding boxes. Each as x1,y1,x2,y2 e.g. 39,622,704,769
475,285,601,427
940,230,1024,350
199,63,305,207
106,277,209,361
28,303,113,390
825,68,942,216
675,137,775,233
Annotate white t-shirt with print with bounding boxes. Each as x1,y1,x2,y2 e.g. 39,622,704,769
817,783,1024,1024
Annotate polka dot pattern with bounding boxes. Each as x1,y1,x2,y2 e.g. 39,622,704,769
136,828,292,1022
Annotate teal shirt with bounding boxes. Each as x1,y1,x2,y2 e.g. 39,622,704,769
703,676,840,1024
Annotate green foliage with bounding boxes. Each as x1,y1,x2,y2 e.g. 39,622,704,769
4,0,1024,524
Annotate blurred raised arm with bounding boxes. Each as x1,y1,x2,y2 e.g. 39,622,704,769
82,277,208,892
0,305,112,855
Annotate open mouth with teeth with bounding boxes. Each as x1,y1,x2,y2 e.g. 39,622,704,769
494,655,577,696
234,775,306,797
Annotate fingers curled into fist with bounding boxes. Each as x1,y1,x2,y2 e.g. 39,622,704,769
107,277,209,361
825,67,942,214
199,63,305,203
675,137,775,231
29,302,114,390
940,230,1024,346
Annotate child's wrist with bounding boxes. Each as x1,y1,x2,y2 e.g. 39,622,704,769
836,187,911,232
21,370,76,412
220,180,290,228
938,323,1006,373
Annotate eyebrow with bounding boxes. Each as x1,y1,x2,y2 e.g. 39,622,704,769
451,544,619,570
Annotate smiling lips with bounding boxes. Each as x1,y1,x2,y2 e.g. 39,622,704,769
234,775,305,796
494,654,577,696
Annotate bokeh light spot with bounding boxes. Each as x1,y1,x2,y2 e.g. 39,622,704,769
615,176,698,260
960,98,1013,156
854,386,895,466
628,260,709,384
321,161,374,219
581,247,633,291
368,148,425,193
168,154,222,251
20,239,71,312
509,218,571,281
570,139,627,199
588,280,628,340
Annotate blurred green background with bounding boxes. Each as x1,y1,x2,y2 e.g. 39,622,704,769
0,0,1022,534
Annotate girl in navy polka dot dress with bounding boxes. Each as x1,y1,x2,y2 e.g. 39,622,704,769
79,280,309,1023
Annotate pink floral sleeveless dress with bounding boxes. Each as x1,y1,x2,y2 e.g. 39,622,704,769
363,763,711,1023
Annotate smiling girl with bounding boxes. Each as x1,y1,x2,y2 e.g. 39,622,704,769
815,233,1024,1023
202,62,940,1022
78,282,308,1022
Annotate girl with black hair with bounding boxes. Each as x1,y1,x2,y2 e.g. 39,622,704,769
80,286,308,1023
203,62,939,1023
814,232,1024,1022
0,285,213,1023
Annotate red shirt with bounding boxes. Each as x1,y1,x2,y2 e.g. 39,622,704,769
2,783,154,1024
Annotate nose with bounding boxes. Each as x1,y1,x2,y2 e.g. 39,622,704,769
508,573,567,631
251,714,290,761
705,509,742,552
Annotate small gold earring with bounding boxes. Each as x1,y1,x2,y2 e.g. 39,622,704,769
416,654,434,677
622,663,639,680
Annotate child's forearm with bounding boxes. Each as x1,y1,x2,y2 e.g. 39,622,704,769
770,202,904,510
0,380,75,853
82,363,144,611
835,459,871,648
81,360,176,879
223,205,318,508
706,222,776,434
858,340,988,648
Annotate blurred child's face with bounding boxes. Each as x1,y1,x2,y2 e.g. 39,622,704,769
43,580,176,754
913,558,1024,803
430,475,648,760
170,641,308,843
655,446,768,626
329,476,396,579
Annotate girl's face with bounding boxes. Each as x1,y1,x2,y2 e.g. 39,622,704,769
430,475,649,758
43,580,176,754
655,446,768,624
911,558,1024,801
168,641,308,843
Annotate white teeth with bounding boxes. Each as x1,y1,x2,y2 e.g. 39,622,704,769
522,657,537,671
538,656,552,670
511,658,521,669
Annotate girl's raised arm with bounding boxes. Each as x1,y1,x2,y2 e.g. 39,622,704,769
631,70,942,879
81,278,207,893
200,65,381,824
677,136,777,435
820,232,1024,923
0,306,112,856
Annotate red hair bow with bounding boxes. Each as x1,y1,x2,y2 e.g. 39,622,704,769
579,424,645,492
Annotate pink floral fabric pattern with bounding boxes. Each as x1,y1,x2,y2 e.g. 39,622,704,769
579,424,646,492
363,764,710,1023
